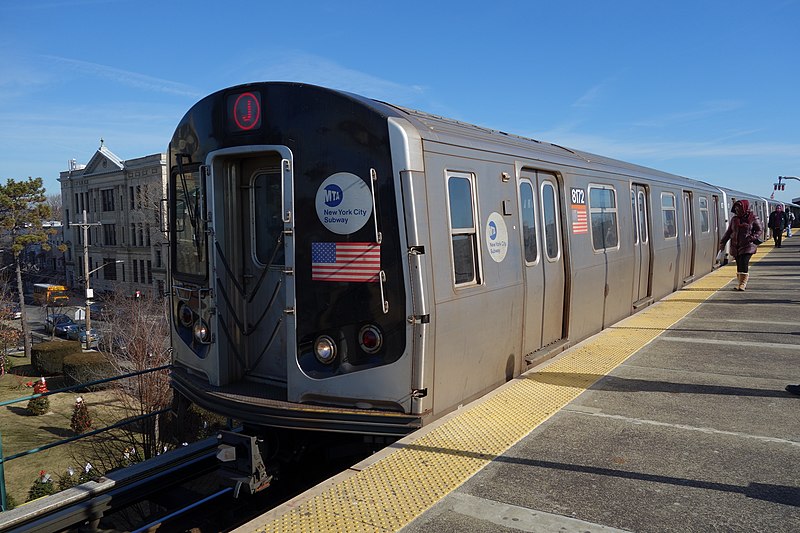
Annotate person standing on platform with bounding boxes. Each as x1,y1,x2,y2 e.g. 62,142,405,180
786,210,794,238
767,204,787,247
719,199,763,291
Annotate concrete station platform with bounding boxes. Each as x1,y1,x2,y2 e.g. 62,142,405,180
236,237,800,533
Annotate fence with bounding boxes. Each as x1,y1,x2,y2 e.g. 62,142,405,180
0,364,171,511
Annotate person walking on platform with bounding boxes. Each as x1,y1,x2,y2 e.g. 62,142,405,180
767,204,787,247
786,210,794,238
719,199,763,291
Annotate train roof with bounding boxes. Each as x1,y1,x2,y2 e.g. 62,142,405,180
379,102,719,192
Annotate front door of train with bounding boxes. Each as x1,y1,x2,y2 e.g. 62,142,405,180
631,184,651,303
682,191,695,282
210,148,294,385
519,170,566,359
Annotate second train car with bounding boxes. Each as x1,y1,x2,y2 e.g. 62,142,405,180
167,82,761,492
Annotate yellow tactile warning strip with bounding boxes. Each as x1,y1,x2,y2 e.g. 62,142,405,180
252,246,773,533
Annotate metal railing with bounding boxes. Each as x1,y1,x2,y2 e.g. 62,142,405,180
0,364,171,511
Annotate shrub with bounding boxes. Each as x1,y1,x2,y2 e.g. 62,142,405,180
62,352,116,391
4,493,17,510
26,378,50,415
31,341,82,375
57,466,96,491
27,471,56,501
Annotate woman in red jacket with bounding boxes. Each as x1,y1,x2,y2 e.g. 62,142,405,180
719,199,763,291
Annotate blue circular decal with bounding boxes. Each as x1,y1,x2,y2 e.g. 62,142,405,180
323,184,344,208
315,173,373,235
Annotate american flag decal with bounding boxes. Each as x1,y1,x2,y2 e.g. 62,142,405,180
312,242,381,282
571,205,588,234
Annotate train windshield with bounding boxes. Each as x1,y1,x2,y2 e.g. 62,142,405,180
172,167,207,278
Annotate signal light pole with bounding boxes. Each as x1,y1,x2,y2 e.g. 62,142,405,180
775,176,799,191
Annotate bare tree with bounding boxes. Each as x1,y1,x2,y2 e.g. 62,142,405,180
96,290,172,460
46,193,63,222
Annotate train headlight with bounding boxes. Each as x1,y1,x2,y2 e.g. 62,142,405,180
178,302,195,328
314,335,337,364
193,319,211,344
358,324,383,354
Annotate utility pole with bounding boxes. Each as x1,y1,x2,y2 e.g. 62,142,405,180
74,210,100,349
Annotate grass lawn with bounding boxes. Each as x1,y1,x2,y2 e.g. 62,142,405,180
1,351,134,507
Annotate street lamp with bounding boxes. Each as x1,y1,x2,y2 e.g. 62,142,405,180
82,260,122,349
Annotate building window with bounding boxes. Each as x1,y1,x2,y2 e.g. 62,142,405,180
147,260,152,283
103,257,117,280
155,248,162,268
447,172,481,286
588,185,619,251
662,193,678,239
103,224,117,246
133,259,138,283
101,189,115,212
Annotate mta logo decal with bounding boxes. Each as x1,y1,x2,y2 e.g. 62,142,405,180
324,184,344,207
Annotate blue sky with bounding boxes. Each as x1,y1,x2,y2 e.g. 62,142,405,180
1,0,799,202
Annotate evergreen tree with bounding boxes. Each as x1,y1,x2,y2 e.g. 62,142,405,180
70,396,92,433
0,178,53,360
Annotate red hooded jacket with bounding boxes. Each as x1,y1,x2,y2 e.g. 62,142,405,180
720,199,763,256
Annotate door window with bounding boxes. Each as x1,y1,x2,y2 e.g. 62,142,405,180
542,182,560,261
519,181,538,264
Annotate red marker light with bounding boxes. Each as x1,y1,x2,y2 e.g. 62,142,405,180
228,91,262,132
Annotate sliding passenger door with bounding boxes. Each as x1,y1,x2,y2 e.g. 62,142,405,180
631,184,651,303
518,170,566,358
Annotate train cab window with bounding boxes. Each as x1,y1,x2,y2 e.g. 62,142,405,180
447,173,481,286
661,193,678,239
542,182,560,260
588,185,619,251
252,170,285,266
699,196,710,233
519,181,538,263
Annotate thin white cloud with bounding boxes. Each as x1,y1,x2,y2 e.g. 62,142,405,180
40,55,203,98
245,52,426,106
572,79,614,108
630,101,744,128
533,130,800,162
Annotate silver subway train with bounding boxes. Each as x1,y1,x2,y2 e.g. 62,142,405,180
167,82,779,491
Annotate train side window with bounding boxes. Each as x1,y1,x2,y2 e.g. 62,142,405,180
519,181,538,263
588,185,619,251
699,196,710,233
447,173,481,286
542,182,560,261
661,193,678,239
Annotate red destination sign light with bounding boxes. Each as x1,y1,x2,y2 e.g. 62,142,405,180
227,91,262,132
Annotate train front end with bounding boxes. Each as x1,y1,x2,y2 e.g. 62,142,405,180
167,83,425,443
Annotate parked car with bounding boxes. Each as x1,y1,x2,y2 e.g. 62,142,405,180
45,314,76,336
68,325,100,348
99,334,127,353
